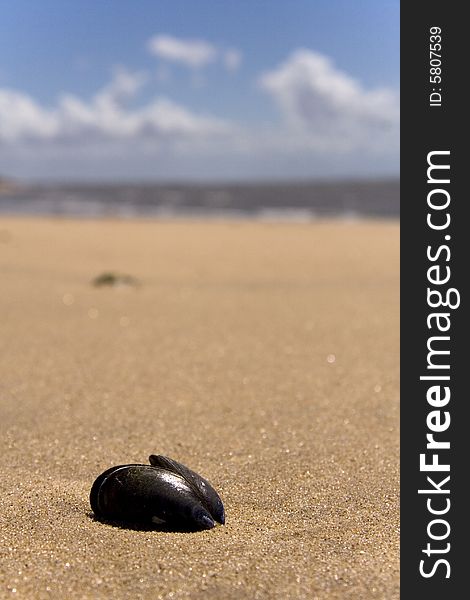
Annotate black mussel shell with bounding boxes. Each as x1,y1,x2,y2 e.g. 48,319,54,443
90,455,225,530
149,454,225,525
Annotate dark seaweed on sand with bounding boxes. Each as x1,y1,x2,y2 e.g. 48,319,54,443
92,272,140,288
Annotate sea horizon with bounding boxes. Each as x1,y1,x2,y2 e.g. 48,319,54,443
0,176,399,220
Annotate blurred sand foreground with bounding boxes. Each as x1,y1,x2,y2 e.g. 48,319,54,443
0,217,399,599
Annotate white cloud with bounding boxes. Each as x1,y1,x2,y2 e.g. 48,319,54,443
95,67,147,106
0,89,58,142
147,35,217,69
259,49,399,136
0,68,229,146
147,34,242,72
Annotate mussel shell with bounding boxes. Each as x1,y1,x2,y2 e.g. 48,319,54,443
149,455,225,525
90,456,224,530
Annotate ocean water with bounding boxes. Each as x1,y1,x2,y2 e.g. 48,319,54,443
0,179,399,220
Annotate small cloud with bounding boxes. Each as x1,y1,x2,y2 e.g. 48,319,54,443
259,49,399,135
0,88,58,142
147,34,217,69
96,67,147,105
223,49,242,72
147,34,242,73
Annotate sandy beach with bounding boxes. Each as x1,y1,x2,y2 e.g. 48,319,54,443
0,217,399,599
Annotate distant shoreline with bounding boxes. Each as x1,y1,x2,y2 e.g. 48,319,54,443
0,178,399,219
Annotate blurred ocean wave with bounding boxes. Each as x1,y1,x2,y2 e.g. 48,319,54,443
0,179,399,220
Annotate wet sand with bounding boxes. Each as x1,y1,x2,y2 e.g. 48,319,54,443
0,217,399,599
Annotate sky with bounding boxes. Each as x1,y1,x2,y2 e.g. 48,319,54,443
0,0,399,182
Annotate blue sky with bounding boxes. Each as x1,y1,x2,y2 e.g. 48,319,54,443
0,0,399,181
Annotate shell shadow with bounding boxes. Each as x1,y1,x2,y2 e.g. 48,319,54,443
86,511,211,533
